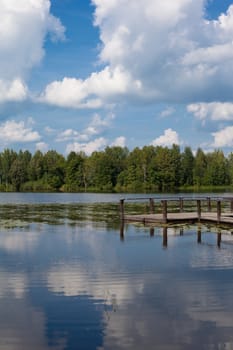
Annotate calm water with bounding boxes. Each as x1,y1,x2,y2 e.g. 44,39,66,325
0,193,233,349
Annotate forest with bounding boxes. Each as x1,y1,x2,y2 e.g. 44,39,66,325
0,145,233,192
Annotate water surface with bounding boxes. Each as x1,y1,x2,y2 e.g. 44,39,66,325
0,193,233,349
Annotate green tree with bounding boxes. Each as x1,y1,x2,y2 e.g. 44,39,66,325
10,158,27,191
43,150,65,190
85,151,112,191
204,150,229,186
65,151,86,191
180,146,194,186
0,149,17,189
28,150,44,181
193,148,207,186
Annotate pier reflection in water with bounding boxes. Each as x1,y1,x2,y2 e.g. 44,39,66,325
120,222,229,249
0,201,233,349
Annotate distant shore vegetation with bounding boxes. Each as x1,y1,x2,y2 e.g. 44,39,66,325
0,145,233,193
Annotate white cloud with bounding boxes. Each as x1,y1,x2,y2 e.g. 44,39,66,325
56,112,115,144
36,142,48,152
212,126,233,147
187,102,233,121
56,129,81,142
90,0,233,103
41,66,141,108
66,137,107,155
0,79,27,103
0,119,41,144
85,112,115,136
151,128,181,147
0,0,65,103
39,0,233,109
111,136,126,147
159,107,175,118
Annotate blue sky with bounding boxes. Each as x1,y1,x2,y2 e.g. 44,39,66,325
1,0,233,155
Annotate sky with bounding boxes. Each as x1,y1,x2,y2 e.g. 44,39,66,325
1,0,233,155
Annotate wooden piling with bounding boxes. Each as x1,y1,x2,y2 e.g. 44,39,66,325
179,197,184,213
161,200,167,223
197,226,202,244
120,199,125,220
207,197,211,212
197,200,201,222
163,227,168,247
217,230,221,248
217,200,221,223
149,198,155,214
150,227,155,237
231,200,233,213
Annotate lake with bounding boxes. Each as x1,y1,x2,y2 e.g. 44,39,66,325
0,192,233,349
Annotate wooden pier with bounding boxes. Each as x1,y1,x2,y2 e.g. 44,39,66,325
119,196,233,226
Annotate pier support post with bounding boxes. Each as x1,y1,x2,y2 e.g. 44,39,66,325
161,200,167,223
179,197,184,213
217,200,221,224
197,226,202,244
120,221,124,241
231,200,233,213
150,227,155,237
197,200,201,222
120,199,125,220
163,227,168,248
217,229,221,248
207,197,211,212
149,198,155,214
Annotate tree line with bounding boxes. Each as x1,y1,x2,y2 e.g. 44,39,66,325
0,145,232,192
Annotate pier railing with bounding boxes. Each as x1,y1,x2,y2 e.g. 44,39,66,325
119,196,233,224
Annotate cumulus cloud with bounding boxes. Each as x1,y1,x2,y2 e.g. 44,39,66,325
41,66,141,108
39,0,233,109
91,0,233,103
0,0,65,103
66,137,107,155
151,128,181,147
56,112,115,143
0,119,41,144
0,79,27,103
111,136,126,147
36,142,48,152
187,102,233,121
85,112,115,135
212,126,233,147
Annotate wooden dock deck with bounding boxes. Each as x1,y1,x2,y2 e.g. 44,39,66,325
120,196,233,226
124,212,233,225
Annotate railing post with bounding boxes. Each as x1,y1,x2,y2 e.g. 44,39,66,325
120,199,125,220
217,200,221,224
149,198,155,214
231,200,233,213
179,197,184,213
161,200,167,223
197,200,201,222
207,197,211,212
